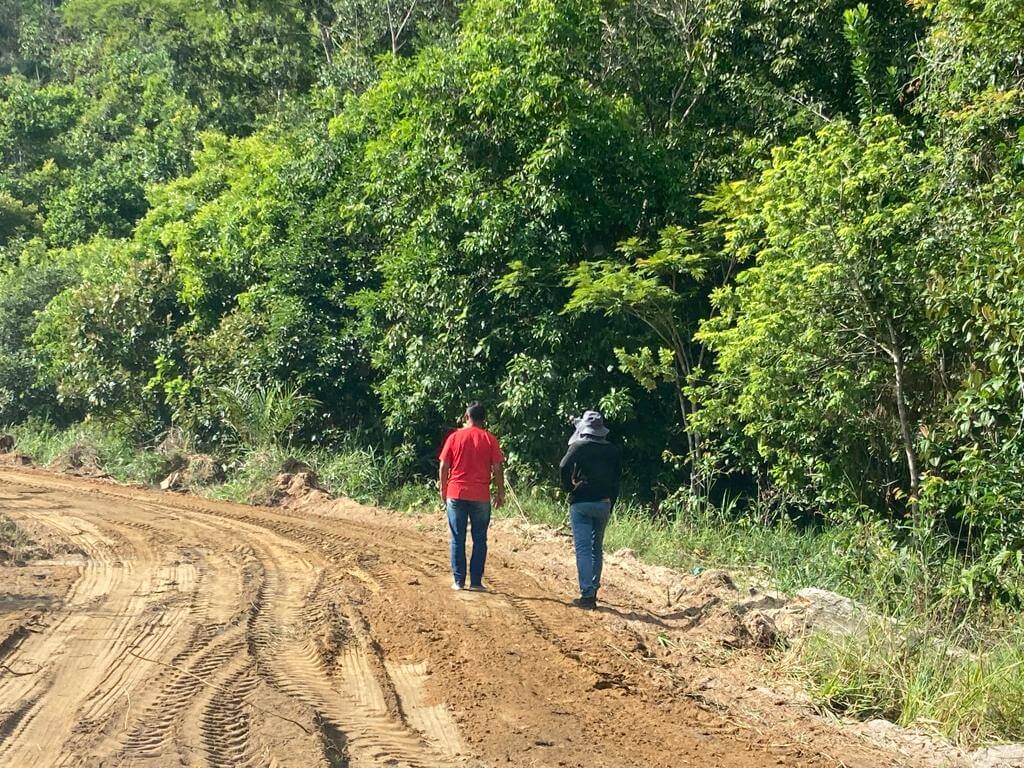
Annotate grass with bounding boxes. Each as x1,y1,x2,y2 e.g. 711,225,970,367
5,418,1024,746
6,418,166,484
785,615,1024,745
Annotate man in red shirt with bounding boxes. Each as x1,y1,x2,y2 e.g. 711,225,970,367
439,402,505,591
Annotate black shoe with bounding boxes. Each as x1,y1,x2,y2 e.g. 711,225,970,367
572,596,597,609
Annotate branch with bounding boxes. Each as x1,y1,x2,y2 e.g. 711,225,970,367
0,662,41,677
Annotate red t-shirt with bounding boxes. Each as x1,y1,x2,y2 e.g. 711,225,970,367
439,426,503,502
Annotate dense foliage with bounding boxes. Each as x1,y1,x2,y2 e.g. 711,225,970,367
2,0,1023,599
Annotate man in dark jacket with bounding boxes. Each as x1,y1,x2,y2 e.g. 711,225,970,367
559,411,622,609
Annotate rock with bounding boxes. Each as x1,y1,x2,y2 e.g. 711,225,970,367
613,548,638,560
0,434,14,453
970,744,1024,768
771,587,871,638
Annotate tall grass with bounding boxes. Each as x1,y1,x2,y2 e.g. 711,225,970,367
787,616,1024,745
5,418,165,484
316,445,407,506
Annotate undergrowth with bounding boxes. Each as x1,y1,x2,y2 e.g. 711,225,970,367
4,418,1024,746
6,418,166,484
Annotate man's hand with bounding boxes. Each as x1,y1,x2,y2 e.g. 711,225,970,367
493,490,506,509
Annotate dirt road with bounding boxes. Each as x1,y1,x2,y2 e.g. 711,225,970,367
0,466,914,767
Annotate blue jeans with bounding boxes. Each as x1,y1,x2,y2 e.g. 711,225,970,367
570,501,611,598
447,499,491,587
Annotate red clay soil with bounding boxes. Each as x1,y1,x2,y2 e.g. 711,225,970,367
0,465,929,767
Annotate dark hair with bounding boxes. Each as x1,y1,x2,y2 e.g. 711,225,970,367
466,402,486,423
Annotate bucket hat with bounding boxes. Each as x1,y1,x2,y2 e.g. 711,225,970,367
569,410,610,444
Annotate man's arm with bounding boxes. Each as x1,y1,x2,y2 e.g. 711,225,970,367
491,462,505,509
609,445,622,509
439,460,451,504
558,445,577,492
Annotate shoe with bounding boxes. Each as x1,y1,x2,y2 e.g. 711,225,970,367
452,581,465,591
468,583,487,592
572,596,597,609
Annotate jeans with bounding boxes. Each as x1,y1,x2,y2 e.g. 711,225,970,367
570,500,611,598
447,499,491,587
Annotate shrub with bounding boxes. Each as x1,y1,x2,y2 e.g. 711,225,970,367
214,381,319,449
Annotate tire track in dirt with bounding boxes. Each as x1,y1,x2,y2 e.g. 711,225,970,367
120,547,257,761
200,662,261,767
115,494,459,768
189,509,471,761
0,466,915,768
217,521,451,768
0,500,146,765
0,480,263,767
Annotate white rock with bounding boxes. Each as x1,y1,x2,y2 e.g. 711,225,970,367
970,744,1024,768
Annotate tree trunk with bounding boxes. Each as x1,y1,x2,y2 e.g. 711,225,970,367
887,322,921,497
673,365,704,496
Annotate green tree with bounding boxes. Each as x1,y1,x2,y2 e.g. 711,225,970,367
0,240,73,425
32,238,183,431
564,226,728,491
697,117,936,510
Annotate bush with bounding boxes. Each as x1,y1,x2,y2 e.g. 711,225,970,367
214,381,319,449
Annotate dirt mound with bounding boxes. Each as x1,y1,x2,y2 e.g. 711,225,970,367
0,435,30,466
0,516,50,564
269,466,331,507
155,429,224,491
159,453,223,491
50,441,107,477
